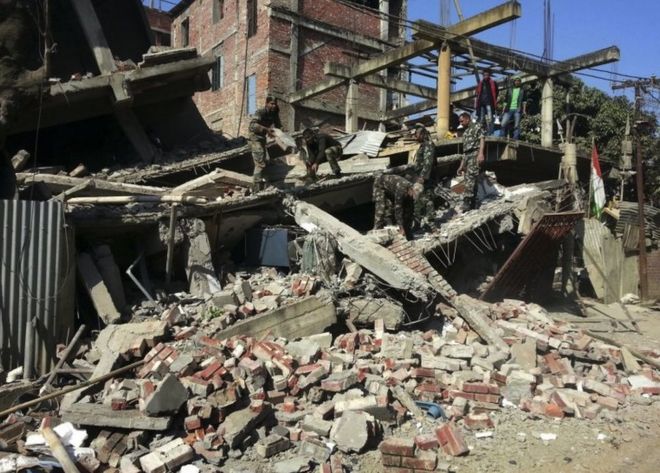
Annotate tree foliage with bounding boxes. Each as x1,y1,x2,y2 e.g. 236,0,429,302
516,75,659,205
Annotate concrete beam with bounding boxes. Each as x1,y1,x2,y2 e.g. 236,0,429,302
70,0,117,74
298,97,381,122
547,46,620,76
286,198,433,300
288,1,521,103
325,63,437,100
270,7,386,52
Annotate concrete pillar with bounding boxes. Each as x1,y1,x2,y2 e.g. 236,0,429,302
346,80,359,133
561,142,578,184
436,43,451,137
287,0,300,132
541,78,554,147
378,0,389,131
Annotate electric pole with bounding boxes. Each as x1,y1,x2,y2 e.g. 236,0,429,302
612,77,659,301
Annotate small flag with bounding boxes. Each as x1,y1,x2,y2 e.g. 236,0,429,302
590,145,606,218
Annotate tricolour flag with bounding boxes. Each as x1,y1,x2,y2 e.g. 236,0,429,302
590,145,606,218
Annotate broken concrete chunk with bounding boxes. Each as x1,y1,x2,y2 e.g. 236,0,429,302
139,438,193,473
345,297,405,330
77,252,122,324
256,434,290,458
144,375,188,416
221,403,272,449
286,339,321,364
321,371,357,392
330,410,372,453
441,344,475,359
510,338,537,370
302,415,333,437
272,456,312,473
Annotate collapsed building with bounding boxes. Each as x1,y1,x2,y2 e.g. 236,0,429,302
1,1,660,473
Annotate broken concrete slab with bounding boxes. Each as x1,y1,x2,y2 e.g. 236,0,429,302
92,244,127,312
61,404,171,430
287,198,433,300
344,297,405,330
330,410,372,453
215,296,337,341
144,375,188,416
272,456,312,473
78,252,122,324
221,403,273,449
453,295,510,354
510,338,537,370
182,219,222,298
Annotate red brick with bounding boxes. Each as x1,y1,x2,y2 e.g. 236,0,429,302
184,415,202,431
462,382,490,394
414,434,438,450
436,423,469,456
473,393,501,404
464,413,494,430
379,438,415,457
382,454,401,467
411,368,435,379
544,403,565,418
596,396,619,410
401,450,437,471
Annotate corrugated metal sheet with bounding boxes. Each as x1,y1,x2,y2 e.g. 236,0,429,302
337,131,387,158
481,212,584,302
0,199,75,377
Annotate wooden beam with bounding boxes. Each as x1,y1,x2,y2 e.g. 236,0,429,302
288,1,521,103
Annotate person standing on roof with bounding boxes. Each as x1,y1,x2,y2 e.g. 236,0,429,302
457,112,485,212
248,96,282,192
475,70,498,135
404,124,436,228
500,77,527,140
301,128,343,180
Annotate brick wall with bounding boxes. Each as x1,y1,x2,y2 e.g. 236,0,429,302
171,0,396,136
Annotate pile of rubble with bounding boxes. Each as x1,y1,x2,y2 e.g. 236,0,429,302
2,293,658,473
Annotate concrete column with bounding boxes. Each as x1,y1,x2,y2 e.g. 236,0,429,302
378,0,389,131
541,77,554,147
346,80,359,133
287,0,300,131
436,43,451,137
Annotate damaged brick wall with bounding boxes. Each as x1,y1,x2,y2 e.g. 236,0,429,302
170,0,395,136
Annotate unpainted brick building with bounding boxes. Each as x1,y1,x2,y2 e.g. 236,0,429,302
170,0,407,136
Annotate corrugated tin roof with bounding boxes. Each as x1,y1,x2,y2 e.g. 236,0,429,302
337,131,388,158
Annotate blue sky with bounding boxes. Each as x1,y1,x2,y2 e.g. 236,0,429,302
407,0,660,97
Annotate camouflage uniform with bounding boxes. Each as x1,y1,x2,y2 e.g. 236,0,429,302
303,133,342,177
373,174,412,230
405,137,436,224
249,107,282,190
461,121,485,210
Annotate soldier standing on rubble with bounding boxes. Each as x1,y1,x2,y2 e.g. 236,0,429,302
404,124,436,229
248,96,282,192
372,173,421,236
457,112,485,212
301,128,343,180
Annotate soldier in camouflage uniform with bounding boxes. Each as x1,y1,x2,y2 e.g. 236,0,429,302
404,125,437,226
372,174,420,235
301,128,343,179
457,112,486,211
248,96,282,192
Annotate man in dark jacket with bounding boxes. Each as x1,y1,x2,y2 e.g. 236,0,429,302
474,70,498,135
301,128,342,179
500,77,527,140
248,96,282,191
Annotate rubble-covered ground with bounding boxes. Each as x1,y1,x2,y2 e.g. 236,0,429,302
2,282,659,473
